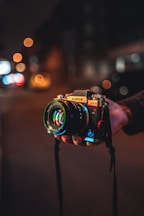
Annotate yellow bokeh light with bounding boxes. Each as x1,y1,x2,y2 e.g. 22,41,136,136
23,37,34,48
16,62,26,72
102,79,112,89
29,73,51,89
34,74,44,84
13,52,23,63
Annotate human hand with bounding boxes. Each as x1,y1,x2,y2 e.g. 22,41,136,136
106,98,129,135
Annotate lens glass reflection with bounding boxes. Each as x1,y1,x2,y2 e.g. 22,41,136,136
51,108,65,128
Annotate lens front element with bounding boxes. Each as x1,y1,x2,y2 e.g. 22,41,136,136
51,108,65,128
43,99,89,136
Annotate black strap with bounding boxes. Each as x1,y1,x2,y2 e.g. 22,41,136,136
54,138,63,216
104,107,118,216
112,154,118,216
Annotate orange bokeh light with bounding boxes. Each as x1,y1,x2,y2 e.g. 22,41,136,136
23,37,34,48
13,52,23,63
16,62,26,72
102,79,112,89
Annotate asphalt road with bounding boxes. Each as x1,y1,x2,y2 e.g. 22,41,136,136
0,86,144,216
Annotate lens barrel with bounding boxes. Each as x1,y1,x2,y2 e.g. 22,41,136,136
43,99,89,135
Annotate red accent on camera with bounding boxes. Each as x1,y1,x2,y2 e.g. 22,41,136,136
97,120,105,131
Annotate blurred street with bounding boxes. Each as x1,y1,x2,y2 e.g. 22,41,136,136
0,87,144,216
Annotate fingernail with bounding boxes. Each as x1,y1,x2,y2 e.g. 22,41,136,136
72,135,82,145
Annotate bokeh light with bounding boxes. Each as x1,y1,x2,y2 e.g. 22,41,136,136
2,73,25,86
14,73,25,86
29,73,51,90
29,55,38,64
16,62,26,72
116,57,125,73
2,74,14,85
119,86,129,96
0,59,11,75
102,79,112,89
13,52,23,63
23,37,34,48
90,86,102,93
29,63,39,73
131,53,140,63
34,74,44,84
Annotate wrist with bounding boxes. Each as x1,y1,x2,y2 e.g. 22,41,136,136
118,103,133,126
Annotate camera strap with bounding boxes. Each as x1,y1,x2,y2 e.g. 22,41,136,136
104,107,118,216
54,138,63,216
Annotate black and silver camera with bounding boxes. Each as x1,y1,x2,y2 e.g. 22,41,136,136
43,89,111,144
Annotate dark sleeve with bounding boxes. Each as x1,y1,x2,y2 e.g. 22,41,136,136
118,90,144,135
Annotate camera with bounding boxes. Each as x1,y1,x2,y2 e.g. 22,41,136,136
43,89,110,144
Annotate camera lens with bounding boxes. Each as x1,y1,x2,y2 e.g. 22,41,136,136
51,108,65,128
48,105,66,130
43,99,89,135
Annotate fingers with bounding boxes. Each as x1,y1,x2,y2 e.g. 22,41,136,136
72,135,83,145
54,135,83,145
72,136,97,146
61,135,73,143
54,135,72,143
54,135,101,146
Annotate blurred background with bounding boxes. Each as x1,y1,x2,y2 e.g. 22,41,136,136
0,0,144,215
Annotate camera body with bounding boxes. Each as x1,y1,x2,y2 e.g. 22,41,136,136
43,89,110,144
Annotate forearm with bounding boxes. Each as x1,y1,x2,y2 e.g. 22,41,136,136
118,90,144,135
